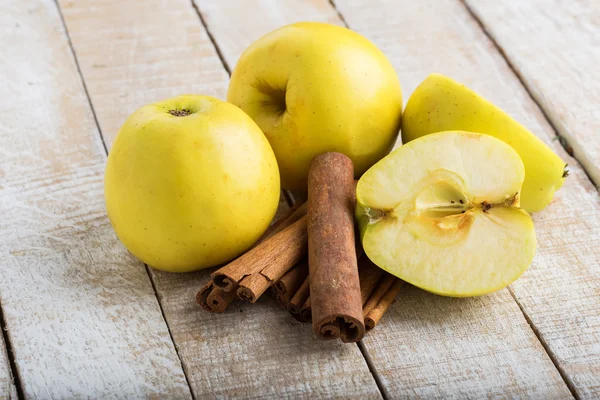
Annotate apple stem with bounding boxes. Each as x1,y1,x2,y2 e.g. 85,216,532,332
168,109,191,117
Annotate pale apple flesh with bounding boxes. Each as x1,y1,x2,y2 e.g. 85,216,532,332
357,131,536,297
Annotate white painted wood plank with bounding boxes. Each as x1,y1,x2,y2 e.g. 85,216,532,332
196,0,572,398
0,1,191,397
0,336,14,399
58,0,230,149
333,0,600,397
467,0,600,188
58,0,382,397
196,0,343,69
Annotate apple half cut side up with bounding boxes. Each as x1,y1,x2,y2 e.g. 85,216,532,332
356,131,537,297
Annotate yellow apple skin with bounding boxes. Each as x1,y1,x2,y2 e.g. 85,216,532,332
104,95,280,272
402,73,566,212
227,22,403,190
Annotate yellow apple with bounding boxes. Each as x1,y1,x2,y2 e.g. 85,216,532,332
104,95,281,272
402,73,566,212
227,22,403,190
356,131,536,297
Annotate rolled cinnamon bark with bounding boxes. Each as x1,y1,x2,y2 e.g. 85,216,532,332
365,279,404,331
363,274,396,316
235,217,308,302
358,257,385,306
274,261,308,295
206,286,237,313
308,152,365,343
288,277,310,315
300,297,312,323
196,281,215,312
196,281,236,313
212,202,307,291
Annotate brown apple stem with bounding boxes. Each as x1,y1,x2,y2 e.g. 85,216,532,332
235,216,308,303
308,152,365,343
288,276,310,315
365,279,404,331
211,202,307,292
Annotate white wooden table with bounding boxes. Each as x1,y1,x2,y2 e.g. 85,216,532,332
1,0,598,398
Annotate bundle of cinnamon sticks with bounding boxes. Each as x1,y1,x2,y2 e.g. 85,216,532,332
197,152,403,343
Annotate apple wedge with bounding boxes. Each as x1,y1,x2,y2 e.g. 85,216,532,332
402,73,566,212
356,131,536,297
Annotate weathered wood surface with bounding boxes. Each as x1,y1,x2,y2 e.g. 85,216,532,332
0,0,191,397
466,0,600,188
196,0,572,397
333,0,600,397
58,0,381,397
0,338,14,399
58,0,229,149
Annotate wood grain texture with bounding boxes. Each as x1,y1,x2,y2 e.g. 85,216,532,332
0,337,14,399
333,0,600,397
0,0,191,398
58,0,230,149
466,0,600,188
198,0,574,397
58,0,381,397
195,0,342,69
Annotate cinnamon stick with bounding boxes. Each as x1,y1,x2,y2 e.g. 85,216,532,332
212,202,307,292
363,274,396,316
261,202,308,242
206,286,237,313
196,281,215,312
365,279,403,331
274,261,308,295
196,281,236,313
273,261,309,308
236,217,308,302
308,152,365,342
358,257,385,306
300,296,312,323
288,276,310,315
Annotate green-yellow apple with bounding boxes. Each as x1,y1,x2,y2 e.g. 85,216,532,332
356,131,536,297
104,95,281,272
227,22,403,190
402,73,566,212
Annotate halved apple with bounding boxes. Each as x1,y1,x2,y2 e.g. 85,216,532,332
356,131,536,297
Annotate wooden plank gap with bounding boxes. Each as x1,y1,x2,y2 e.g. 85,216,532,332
190,0,231,74
459,0,597,190
52,0,108,155
328,0,349,27
357,341,389,400
51,1,194,397
506,286,579,399
0,300,22,400
144,265,196,400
